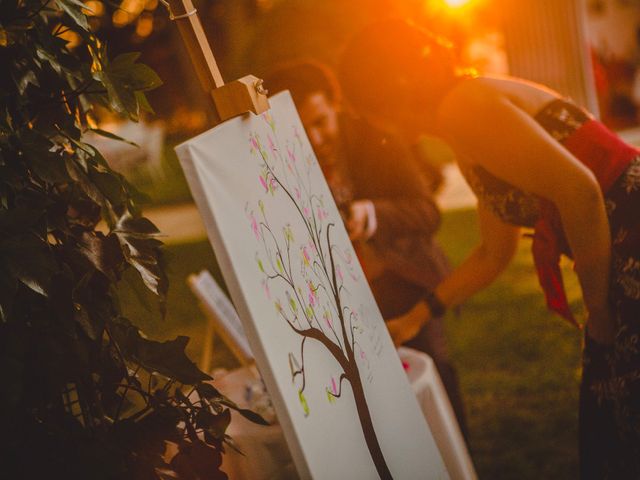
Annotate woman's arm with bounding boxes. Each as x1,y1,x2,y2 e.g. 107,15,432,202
440,88,614,342
387,203,519,346
435,203,520,307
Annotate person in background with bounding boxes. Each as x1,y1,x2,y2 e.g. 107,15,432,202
339,18,640,478
264,60,468,438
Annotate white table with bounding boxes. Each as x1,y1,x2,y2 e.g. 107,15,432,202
216,348,476,479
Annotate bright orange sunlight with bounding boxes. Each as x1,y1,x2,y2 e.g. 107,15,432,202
444,0,472,6
424,0,478,16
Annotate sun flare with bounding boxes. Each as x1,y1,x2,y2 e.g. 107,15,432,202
444,0,472,7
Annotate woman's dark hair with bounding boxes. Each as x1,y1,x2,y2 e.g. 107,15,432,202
263,60,342,106
338,18,459,120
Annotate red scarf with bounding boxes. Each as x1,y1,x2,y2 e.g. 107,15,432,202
532,120,638,326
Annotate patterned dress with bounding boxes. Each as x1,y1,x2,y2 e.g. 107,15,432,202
460,99,640,479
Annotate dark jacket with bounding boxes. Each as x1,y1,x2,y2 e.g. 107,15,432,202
339,114,451,318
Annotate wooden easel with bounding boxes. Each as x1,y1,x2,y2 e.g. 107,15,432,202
161,0,268,372
163,0,270,125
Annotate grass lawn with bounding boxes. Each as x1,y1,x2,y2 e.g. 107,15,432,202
119,207,584,479
439,209,583,479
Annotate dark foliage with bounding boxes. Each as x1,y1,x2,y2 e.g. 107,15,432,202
0,1,265,478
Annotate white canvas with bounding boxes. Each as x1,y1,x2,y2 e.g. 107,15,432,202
176,91,448,479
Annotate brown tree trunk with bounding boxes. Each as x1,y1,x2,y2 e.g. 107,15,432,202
347,363,393,479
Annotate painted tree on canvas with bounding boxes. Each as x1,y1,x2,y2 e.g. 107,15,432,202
247,112,391,479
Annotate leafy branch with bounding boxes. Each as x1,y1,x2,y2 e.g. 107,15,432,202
0,1,264,479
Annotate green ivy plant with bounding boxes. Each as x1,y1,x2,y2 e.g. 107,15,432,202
0,1,265,478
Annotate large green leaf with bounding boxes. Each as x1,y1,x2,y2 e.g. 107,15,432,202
75,230,122,280
109,53,163,91
116,214,161,236
1,235,58,297
134,90,155,115
55,0,89,31
196,408,232,441
89,168,127,207
36,47,63,75
196,383,270,426
92,53,162,120
88,128,138,147
27,150,70,184
112,213,167,300
15,70,39,95
65,155,109,210
110,320,211,385
92,70,130,116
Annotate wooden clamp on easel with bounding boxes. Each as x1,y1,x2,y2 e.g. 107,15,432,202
161,0,270,125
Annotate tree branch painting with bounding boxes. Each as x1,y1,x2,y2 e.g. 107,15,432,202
247,111,392,479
